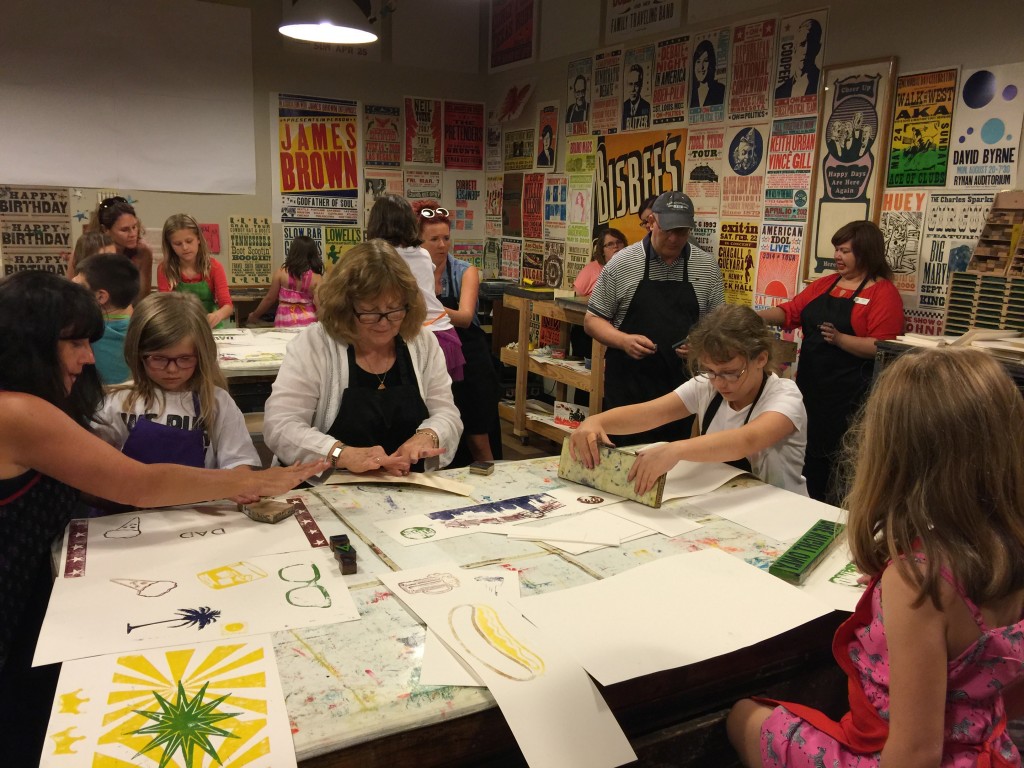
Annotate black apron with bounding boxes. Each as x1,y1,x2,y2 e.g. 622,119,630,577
700,373,769,473
797,274,873,501
604,236,700,446
328,338,430,472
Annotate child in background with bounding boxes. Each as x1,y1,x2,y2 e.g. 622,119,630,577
248,235,324,327
92,293,260,484
65,231,116,279
72,252,140,384
727,348,1024,767
157,214,233,328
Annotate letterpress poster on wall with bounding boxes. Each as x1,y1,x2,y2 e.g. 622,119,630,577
486,174,504,237
522,172,545,239
772,9,827,119
605,0,682,43
692,217,720,262
364,104,402,168
500,237,522,280
755,223,803,310
323,226,362,269
364,169,405,228
502,172,524,238
592,47,624,135
718,220,758,307
565,57,594,137
722,124,768,220
880,190,926,299
404,97,442,165
919,191,993,311
887,69,958,187
653,35,689,127
0,185,71,276
442,172,485,237
489,0,536,72
763,117,816,223
229,217,272,284
444,101,485,170
727,19,776,124
688,28,730,126
543,173,568,241
522,237,545,283
621,44,655,133
684,128,724,217
504,128,535,172
404,169,442,201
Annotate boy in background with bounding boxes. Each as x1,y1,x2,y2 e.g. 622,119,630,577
73,253,140,384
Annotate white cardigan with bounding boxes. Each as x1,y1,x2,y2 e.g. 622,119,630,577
263,323,463,469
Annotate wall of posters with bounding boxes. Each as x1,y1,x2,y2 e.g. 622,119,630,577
718,220,758,306
763,117,816,222
772,9,827,119
947,63,1024,188
918,191,993,311
276,93,360,226
688,28,730,126
444,101,485,171
404,97,442,165
363,104,402,168
605,0,683,44
543,174,568,241
592,48,624,135
684,128,724,216
229,216,272,284
565,58,594,137
653,35,689,126
0,185,71,276
887,69,957,187
880,189,926,296
504,128,535,172
722,124,769,220
536,102,559,169
755,223,803,310
727,19,776,123
489,0,536,72
621,44,655,132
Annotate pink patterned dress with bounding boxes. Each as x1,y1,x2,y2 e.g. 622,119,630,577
275,270,317,328
762,560,1024,767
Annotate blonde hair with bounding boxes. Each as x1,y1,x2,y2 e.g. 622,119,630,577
845,348,1024,607
686,304,777,376
161,214,212,288
316,239,426,345
118,292,226,436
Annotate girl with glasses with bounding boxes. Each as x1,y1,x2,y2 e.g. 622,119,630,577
158,214,234,329
86,196,153,304
569,304,807,495
92,292,260,487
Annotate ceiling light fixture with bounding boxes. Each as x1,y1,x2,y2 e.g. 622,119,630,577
279,0,378,45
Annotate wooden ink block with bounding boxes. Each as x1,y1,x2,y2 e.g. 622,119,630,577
470,461,495,476
329,534,351,550
240,500,296,524
333,545,357,575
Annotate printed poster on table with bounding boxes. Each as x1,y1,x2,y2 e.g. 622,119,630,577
887,69,958,187
653,35,689,126
718,220,758,306
543,174,568,241
364,169,404,229
595,128,687,245
522,172,545,240
772,9,827,119
522,237,545,283
486,174,503,237
444,101,485,170
947,62,1024,189
543,239,566,288
727,19,776,124
880,189,926,298
621,44,655,133
592,48,624,135
504,127,535,172
0,184,71,276
684,127,724,216
605,0,683,44
688,28,730,126
535,101,559,169
404,169,442,201
764,117,816,222
486,124,503,172
502,172,524,238
442,171,485,237
489,0,536,72
566,57,594,136
363,104,402,168
500,236,522,280
755,223,803,310
918,191,993,311
404,97,442,165
275,93,359,225
721,124,768,220
228,216,272,284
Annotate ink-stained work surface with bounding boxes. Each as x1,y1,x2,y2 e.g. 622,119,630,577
41,636,295,768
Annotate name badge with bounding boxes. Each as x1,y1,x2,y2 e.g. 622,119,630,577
854,297,870,305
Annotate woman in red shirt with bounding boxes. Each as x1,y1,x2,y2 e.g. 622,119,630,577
758,220,903,503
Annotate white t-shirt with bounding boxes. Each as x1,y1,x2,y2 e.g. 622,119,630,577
396,245,454,332
674,373,807,495
92,386,260,470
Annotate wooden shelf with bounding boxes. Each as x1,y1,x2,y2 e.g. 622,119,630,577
499,293,605,440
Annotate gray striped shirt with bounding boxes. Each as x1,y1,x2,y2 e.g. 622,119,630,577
587,236,725,328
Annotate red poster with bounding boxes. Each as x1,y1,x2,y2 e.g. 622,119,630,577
522,172,545,239
404,97,442,165
443,101,485,170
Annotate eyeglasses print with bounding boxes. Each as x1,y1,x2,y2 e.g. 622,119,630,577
354,306,409,324
143,354,198,371
419,207,450,219
278,563,332,608
697,365,747,382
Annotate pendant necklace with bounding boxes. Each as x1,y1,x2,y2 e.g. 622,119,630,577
375,370,387,390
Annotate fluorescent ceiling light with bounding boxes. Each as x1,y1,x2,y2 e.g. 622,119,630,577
279,0,378,44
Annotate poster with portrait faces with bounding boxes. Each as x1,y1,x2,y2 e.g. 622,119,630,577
727,19,776,124
653,35,689,126
621,44,655,132
535,102,559,170
772,9,827,119
684,127,724,217
721,123,769,219
688,28,730,126
565,57,593,137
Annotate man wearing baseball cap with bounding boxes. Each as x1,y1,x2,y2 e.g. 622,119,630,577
584,191,724,445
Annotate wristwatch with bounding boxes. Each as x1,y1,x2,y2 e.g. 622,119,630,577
329,443,346,469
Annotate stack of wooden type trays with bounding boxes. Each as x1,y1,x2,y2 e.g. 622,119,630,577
944,190,1024,334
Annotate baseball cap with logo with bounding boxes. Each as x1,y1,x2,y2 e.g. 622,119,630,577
651,191,695,230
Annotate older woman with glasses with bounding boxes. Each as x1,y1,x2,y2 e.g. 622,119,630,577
263,239,462,475
569,304,807,495
574,227,628,297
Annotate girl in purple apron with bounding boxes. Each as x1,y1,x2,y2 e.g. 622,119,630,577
91,292,260,501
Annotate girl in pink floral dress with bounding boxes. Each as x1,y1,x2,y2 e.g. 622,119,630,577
248,236,323,328
728,348,1024,767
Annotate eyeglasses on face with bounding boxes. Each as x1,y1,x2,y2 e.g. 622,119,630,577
603,239,625,249
100,196,127,209
697,365,747,382
143,353,198,371
354,306,409,325
419,207,450,219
